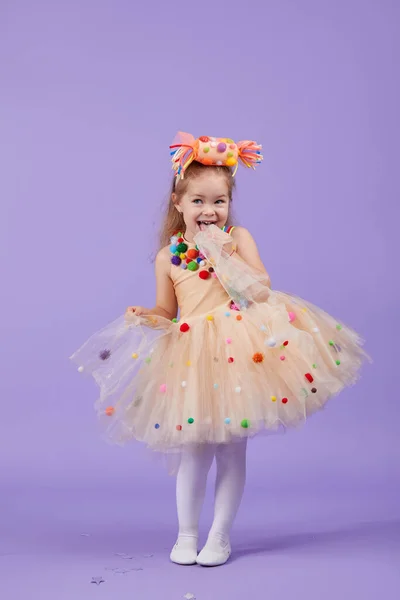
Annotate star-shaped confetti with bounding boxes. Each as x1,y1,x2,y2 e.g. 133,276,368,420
114,568,130,575
105,565,144,575
184,594,196,600
91,576,105,585
116,567,143,574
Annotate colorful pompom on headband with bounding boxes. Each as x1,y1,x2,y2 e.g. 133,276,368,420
170,131,263,179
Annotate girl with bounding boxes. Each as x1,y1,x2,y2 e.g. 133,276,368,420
71,132,369,567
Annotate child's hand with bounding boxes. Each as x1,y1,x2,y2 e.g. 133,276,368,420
194,225,234,255
208,225,233,245
125,306,146,317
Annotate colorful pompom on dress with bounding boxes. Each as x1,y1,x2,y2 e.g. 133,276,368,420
70,225,369,454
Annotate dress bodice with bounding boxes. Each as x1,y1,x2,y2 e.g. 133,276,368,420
170,241,230,317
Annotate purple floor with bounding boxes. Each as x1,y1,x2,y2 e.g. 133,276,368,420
2,432,399,600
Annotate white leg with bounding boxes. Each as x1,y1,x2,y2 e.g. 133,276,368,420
170,443,216,565
197,439,247,566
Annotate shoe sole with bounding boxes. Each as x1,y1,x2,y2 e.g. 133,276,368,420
170,550,198,566
196,552,231,567
170,558,198,565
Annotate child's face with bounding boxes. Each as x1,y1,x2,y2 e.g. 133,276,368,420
175,171,230,238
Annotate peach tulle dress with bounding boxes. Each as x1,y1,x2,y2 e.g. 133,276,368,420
70,226,369,454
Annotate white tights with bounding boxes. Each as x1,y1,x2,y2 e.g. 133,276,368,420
175,439,247,544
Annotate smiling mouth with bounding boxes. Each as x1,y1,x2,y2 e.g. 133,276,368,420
197,221,216,226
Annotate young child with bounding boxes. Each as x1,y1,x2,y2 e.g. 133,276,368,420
71,131,369,567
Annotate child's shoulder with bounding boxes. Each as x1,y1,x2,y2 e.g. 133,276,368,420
230,226,255,242
155,245,172,268
157,244,171,258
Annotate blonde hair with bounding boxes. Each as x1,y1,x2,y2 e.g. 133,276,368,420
158,161,236,250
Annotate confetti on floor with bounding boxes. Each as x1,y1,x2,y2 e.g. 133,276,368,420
105,567,144,575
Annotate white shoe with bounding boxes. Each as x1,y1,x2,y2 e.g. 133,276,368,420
196,536,231,567
170,535,198,565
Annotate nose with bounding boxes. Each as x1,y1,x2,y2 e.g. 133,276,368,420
203,207,215,216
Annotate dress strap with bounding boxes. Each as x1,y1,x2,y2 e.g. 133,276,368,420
222,225,236,234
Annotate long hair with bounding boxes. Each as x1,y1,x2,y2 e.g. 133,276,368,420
157,161,236,250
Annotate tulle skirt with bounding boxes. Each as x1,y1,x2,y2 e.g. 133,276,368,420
70,289,370,453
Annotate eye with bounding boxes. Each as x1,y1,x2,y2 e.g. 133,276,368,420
215,199,226,204
192,199,203,204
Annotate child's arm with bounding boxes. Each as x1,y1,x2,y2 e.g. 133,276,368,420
231,227,272,288
126,247,178,320
152,248,178,319
194,225,271,307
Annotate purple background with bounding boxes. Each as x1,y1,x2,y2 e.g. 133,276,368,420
1,1,399,598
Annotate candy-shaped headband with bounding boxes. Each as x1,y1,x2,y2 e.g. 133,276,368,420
170,131,263,178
